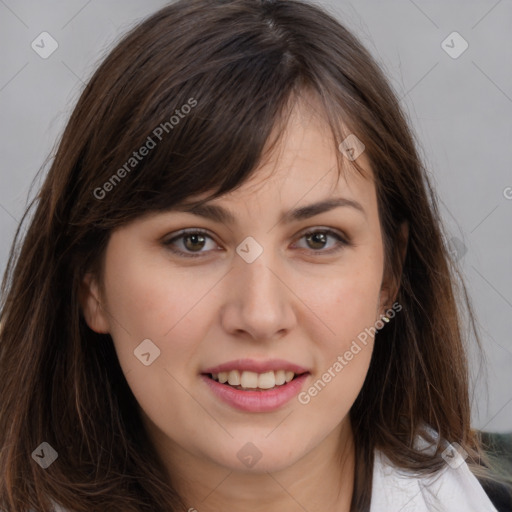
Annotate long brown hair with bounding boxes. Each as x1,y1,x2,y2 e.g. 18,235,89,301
0,0,503,510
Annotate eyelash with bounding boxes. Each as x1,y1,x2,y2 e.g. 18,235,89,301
162,228,350,258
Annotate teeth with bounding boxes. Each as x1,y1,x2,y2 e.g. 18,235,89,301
210,369,298,389
258,371,276,389
275,370,286,385
240,370,258,388
228,370,241,386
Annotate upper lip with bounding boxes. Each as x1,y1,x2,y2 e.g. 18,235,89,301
202,358,310,375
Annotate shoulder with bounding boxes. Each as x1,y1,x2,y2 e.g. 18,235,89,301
370,448,499,512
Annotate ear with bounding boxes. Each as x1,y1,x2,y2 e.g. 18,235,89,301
79,272,110,333
379,221,409,311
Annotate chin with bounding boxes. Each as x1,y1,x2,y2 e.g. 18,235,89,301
203,435,309,474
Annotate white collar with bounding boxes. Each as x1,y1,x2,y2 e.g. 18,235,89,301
370,449,498,512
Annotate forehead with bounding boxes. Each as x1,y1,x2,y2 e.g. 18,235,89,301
181,95,375,213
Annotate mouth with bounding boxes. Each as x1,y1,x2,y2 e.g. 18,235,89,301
201,364,311,413
204,369,308,391
201,359,311,412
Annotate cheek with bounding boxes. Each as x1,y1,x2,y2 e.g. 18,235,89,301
299,288,377,423
101,246,208,381
297,249,383,410
103,242,211,337
303,248,384,339
100,252,210,433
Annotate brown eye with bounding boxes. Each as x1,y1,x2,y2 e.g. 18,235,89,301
294,229,349,254
305,231,328,250
182,233,207,252
163,229,218,258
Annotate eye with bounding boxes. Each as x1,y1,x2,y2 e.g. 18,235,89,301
163,229,220,258
162,227,349,258
292,228,349,255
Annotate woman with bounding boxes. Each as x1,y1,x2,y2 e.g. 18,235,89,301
0,0,509,510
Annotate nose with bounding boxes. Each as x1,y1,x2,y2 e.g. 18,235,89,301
219,248,297,342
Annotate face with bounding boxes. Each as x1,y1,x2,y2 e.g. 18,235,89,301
81,96,394,479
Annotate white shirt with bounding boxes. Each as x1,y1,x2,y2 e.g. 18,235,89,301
371,448,499,512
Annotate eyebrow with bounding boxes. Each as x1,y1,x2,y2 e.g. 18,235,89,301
174,197,366,225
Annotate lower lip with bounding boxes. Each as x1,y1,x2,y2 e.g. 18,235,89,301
201,373,309,412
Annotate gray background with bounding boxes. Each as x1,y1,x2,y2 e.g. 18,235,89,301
0,0,510,432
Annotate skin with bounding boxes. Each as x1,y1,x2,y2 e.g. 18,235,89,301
81,93,407,512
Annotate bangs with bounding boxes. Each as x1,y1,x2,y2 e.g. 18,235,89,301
84,14,303,227
78,1,371,233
